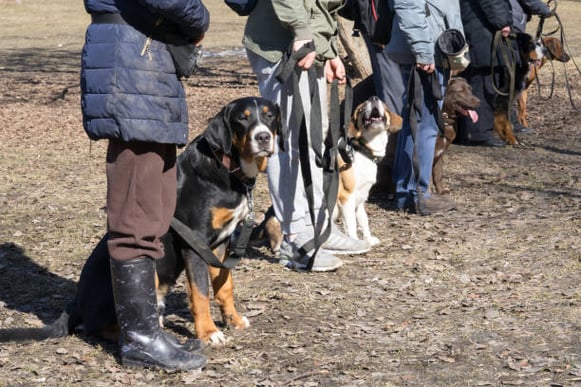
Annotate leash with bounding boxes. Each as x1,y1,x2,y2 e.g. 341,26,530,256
534,0,579,109
405,67,443,216
275,43,345,270
169,136,259,270
170,217,242,269
490,31,517,100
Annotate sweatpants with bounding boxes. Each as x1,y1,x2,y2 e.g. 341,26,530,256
246,49,328,235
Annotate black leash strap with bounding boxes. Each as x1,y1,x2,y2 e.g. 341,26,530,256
170,217,241,270
406,67,426,215
406,67,443,216
275,43,346,271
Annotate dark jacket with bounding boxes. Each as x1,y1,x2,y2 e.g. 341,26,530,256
460,0,513,68
81,0,210,146
511,0,552,33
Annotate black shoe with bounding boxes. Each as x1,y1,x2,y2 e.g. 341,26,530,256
110,258,207,371
413,194,457,215
466,137,506,148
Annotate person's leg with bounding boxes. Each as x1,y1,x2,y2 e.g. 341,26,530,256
106,140,206,371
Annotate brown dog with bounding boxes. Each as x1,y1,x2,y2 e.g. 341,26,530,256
516,36,571,128
433,77,480,194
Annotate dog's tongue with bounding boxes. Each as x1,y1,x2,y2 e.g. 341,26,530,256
468,109,479,123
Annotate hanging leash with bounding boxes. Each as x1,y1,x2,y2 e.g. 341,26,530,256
275,43,341,270
406,66,444,216
535,0,579,109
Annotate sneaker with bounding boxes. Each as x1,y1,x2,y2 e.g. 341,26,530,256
321,224,371,255
279,239,343,272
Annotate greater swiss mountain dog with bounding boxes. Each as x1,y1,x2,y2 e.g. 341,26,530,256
494,33,546,145
0,97,283,346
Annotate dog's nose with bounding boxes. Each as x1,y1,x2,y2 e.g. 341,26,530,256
255,131,272,145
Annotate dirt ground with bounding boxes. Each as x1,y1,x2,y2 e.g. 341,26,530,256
0,1,580,386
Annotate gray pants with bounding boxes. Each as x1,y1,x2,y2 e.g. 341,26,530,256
246,50,328,235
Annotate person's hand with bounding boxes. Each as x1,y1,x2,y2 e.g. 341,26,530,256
416,63,435,74
500,26,511,38
293,39,316,70
324,57,346,84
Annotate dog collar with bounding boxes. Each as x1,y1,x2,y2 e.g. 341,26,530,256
350,138,382,164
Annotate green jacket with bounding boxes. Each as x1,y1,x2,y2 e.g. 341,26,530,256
243,0,344,65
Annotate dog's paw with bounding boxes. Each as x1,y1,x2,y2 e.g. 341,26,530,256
207,330,228,346
224,313,250,330
367,236,380,246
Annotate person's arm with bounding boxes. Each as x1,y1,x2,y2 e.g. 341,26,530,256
473,0,513,31
520,0,552,17
138,0,210,42
393,0,434,72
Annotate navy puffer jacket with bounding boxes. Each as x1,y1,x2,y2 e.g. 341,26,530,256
81,0,210,146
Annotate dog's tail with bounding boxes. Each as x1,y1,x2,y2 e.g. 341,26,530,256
0,310,70,342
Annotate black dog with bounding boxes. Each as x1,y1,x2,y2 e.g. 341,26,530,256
0,97,283,345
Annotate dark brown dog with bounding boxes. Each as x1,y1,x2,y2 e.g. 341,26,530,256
494,33,545,145
517,36,571,128
433,77,480,194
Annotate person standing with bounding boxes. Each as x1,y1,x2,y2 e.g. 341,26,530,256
243,0,371,272
456,0,513,147
80,0,209,371
387,0,464,213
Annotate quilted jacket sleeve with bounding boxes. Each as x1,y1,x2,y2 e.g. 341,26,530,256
472,0,512,31
138,0,210,41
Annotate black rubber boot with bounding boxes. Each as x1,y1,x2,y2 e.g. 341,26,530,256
110,257,207,371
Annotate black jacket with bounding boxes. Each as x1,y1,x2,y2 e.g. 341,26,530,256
460,0,513,68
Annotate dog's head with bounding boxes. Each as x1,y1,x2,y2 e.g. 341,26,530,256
541,36,571,63
348,96,402,141
516,33,546,68
443,77,480,123
204,97,284,176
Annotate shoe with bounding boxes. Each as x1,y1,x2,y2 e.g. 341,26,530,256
466,137,506,148
110,258,208,371
413,194,456,215
279,239,343,272
321,225,371,255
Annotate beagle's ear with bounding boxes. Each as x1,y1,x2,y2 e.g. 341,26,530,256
388,110,403,132
204,103,234,155
348,101,366,138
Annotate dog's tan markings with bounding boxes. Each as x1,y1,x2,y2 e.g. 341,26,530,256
211,207,235,230
244,109,251,117
262,106,269,113
209,262,249,330
186,279,219,343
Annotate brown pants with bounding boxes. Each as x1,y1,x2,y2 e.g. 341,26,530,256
106,139,177,261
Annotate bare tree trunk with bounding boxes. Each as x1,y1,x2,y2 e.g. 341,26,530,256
337,17,372,81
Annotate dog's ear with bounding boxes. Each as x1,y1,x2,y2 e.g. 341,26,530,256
544,37,571,62
204,103,234,155
387,111,403,132
348,101,366,138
